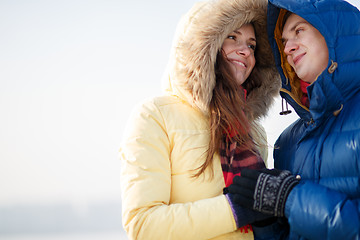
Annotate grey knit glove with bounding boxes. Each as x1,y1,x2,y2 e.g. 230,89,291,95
227,168,299,217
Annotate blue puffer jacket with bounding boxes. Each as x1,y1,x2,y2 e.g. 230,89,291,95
267,0,360,239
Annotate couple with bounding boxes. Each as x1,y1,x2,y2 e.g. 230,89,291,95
119,0,360,239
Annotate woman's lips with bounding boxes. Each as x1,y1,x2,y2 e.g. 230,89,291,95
230,59,247,68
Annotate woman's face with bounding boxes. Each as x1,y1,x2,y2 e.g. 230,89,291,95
221,23,256,86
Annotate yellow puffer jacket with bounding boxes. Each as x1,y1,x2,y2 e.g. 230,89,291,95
120,0,280,239
121,95,264,239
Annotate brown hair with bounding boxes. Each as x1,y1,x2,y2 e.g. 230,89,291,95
278,10,303,102
193,49,259,178
282,11,293,29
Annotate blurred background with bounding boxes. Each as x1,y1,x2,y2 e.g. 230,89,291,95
0,0,359,239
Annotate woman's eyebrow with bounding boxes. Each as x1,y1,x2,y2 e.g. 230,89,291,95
234,30,242,35
233,30,256,42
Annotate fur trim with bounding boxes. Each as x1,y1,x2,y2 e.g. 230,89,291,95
165,0,280,119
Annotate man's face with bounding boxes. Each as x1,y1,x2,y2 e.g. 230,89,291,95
282,14,329,84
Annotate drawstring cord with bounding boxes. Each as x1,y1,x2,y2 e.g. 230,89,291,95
280,98,292,115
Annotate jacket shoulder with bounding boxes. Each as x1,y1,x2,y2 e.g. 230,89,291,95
125,95,208,138
136,95,193,110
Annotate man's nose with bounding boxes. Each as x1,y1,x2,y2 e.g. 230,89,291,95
284,39,298,55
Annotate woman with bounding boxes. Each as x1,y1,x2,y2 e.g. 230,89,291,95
119,0,280,239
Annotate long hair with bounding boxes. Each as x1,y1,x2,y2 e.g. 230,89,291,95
193,49,260,178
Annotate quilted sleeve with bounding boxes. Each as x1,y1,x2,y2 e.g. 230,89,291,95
285,181,360,240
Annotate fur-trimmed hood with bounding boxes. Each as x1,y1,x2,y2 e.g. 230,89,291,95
163,0,280,120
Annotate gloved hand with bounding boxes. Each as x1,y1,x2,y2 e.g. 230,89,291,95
227,168,299,217
224,190,275,228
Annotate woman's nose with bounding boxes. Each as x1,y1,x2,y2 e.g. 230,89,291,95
235,44,251,57
284,39,298,55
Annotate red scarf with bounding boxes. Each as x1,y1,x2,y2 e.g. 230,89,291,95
220,132,266,187
219,88,266,233
300,80,310,108
220,128,266,233
220,88,266,186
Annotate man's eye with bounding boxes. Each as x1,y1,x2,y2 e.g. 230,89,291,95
295,28,303,34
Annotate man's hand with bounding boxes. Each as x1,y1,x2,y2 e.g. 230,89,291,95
227,168,299,217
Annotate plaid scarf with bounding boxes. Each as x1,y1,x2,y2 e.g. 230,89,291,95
220,130,266,187
219,89,266,233
220,129,266,233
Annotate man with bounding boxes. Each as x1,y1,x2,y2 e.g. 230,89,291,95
226,0,360,239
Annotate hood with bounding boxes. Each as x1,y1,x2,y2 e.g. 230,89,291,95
163,0,280,119
267,0,360,122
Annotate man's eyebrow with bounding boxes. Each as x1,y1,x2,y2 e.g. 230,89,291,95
281,21,308,42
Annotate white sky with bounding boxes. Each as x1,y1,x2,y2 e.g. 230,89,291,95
0,0,359,206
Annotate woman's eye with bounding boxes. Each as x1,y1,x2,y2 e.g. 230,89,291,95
227,35,236,40
248,44,256,51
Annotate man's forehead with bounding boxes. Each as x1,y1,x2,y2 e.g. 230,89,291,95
284,15,308,31
282,14,309,38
